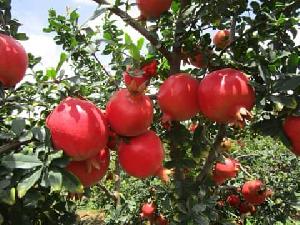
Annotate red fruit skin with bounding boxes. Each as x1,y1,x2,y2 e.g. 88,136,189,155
106,89,153,136
213,30,231,49
213,158,240,185
67,148,110,187
0,34,28,87
239,202,256,214
226,194,241,208
155,214,168,225
189,123,198,132
118,131,164,178
141,203,156,218
189,53,207,68
46,97,108,161
157,73,200,121
241,180,268,205
283,116,300,155
198,68,255,124
136,0,172,19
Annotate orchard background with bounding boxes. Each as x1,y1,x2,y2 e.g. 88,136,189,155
0,0,299,224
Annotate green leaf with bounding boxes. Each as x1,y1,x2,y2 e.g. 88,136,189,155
195,215,209,225
17,168,42,198
55,52,68,73
137,38,144,50
287,53,299,73
46,68,57,80
31,127,47,142
274,76,300,91
124,33,133,46
61,169,83,193
11,118,26,136
0,188,15,205
2,153,43,169
48,169,63,192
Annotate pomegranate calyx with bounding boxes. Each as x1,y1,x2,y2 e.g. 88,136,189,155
86,158,101,173
234,107,253,128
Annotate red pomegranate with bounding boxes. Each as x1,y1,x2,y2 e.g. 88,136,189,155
136,0,172,19
241,180,270,205
118,131,164,178
238,202,256,214
198,68,255,127
141,202,156,218
66,148,110,187
46,97,108,161
283,116,300,153
213,158,240,185
155,214,168,225
189,52,207,68
157,73,199,121
226,194,241,208
106,89,153,136
0,34,28,87
213,30,231,49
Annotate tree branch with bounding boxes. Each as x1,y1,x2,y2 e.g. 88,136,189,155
98,183,117,201
169,0,190,75
114,154,121,206
196,124,227,183
0,140,32,154
91,0,172,61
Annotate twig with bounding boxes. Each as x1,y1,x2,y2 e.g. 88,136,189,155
169,0,190,75
196,124,227,183
91,0,172,61
98,183,117,201
0,140,32,154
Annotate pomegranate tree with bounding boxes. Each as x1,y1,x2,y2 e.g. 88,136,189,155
283,116,300,155
46,97,108,161
106,89,153,136
118,130,164,178
241,180,271,205
213,30,231,49
213,158,240,185
157,73,199,121
198,68,255,127
0,34,28,87
66,148,110,187
136,0,172,19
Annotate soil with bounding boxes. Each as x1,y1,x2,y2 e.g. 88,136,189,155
76,210,104,225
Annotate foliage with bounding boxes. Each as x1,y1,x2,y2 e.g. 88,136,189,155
0,0,299,224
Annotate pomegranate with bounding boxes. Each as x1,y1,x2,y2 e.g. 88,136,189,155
212,158,240,185
241,180,270,205
123,70,149,94
66,148,110,187
46,97,108,161
155,166,173,183
0,34,28,87
141,202,156,218
118,131,164,178
157,73,199,121
226,194,241,208
213,30,231,49
136,0,172,19
189,52,207,68
155,214,168,225
283,116,300,155
198,68,255,127
189,123,198,132
106,89,153,136
107,130,118,150
238,202,256,214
